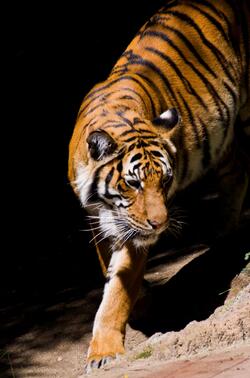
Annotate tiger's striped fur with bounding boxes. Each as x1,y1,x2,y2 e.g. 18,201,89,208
68,0,250,370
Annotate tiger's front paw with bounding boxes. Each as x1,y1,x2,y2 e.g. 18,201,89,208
86,332,125,373
86,354,120,373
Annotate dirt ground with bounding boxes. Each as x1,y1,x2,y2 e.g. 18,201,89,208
2,243,250,377
2,257,250,378
1,188,250,378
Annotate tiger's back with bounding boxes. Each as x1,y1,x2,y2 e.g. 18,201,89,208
68,0,250,371
69,0,250,191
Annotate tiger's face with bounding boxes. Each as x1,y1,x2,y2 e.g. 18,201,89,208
96,147,173,248
75,108,179,248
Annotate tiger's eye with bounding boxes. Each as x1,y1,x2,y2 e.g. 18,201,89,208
125,179,141,189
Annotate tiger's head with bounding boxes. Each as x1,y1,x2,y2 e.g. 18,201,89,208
71,108,180,248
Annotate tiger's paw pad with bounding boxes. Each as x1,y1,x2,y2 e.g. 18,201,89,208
86,355,119,374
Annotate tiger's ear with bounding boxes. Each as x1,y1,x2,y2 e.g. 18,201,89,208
87,130,117,160
153,108,180,129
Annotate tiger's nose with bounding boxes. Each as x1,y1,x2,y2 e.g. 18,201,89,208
147,219,164,230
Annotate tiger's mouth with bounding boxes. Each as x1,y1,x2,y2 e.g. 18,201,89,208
98,211,166,248
123,223,163,247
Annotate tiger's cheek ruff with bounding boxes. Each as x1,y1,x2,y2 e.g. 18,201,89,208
75,164,96,207
98,208,119,240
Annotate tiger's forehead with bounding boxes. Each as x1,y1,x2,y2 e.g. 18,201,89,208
94,108,157,143
122,144,168,180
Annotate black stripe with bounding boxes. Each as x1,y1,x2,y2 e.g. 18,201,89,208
84,102,106,117
165,10,237,85
151,150,164,158
178,92,201,148
103,122,126,129
105,167,115,186
204,81,230,126
117,160,123,173
153,161,161,168
148,140,160,146
138,140,149,148
116,148,126,161
195,0,235,53
83,74,155,116
136,73,167,114
128,143,137,152
104,185,122,200
117,114,134,128
119,94,138,101
186,3,230,44
143,28,214,89
120,129,138,137
78,92,113,118
119,87,149,111
161,0,178,12
116,202,132,209
192,0,230,24
109,56,158,117
134,86,157,118
114,105,131,114
156,23,217,78
104,192,122,201
133,117,142,125
84,78,122,101
125,52,181,108
133,162,142,171
145,45,208,110
130,153,143,163
142,29,229,119
119,75,157,117
138,135,158,140
124,136,138,143
137,128,155,135
89,166,103,204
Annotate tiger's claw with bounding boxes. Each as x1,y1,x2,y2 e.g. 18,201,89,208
86,355,117,373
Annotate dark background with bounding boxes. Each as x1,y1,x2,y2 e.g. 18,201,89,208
7,0,164,281
3,0,163,341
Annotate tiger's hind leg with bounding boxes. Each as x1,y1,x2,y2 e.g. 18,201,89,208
215,144,249,238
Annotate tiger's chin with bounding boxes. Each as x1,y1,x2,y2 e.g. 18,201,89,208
132,233,159,248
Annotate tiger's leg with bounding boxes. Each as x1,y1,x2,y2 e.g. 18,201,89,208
86,244,147,371
91,226,151,316
216,146,248,237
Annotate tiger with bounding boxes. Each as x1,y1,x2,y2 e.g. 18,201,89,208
68,0,250,371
